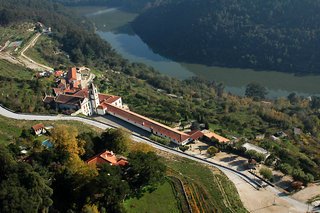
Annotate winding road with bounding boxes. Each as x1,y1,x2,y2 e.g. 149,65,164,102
0,105,309,212
19,32,54,71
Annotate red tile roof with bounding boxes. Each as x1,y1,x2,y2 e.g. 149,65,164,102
74,88,89,98
54,70,64,77
203,131,230,143
86,150,128,166
98,94,121,108
55,94,84,106
105,104,190,143
67,67,77,81
98,94,112,103
32,123,45,132
72,80,81,89
188,130,204,140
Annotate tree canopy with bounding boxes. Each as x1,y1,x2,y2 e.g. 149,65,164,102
245,83,268,100
0,145,53,212
133,0,320,74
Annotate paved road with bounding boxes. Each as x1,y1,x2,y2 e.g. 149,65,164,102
0,105,308,212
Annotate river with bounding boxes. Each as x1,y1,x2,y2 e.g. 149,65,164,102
81,7,320,98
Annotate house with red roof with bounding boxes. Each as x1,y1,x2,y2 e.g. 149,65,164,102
32,123,46,136
86,150,128,167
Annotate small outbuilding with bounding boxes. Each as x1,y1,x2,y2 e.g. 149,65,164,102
32,123,46,136
242,142,270,159
203,130,230,143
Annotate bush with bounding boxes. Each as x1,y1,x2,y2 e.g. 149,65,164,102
179,145,189,152
207,146,219,156
245,150,265,162
277,163,293,175
150,134,170,146
259,167,273,181
292,169,314,184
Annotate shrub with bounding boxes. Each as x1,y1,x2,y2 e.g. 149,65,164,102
245,150,265,162
277,163,293,175
259,167,273,181
292,169,314,184
207,146,219,156
150,134,170,145
179,145,189,152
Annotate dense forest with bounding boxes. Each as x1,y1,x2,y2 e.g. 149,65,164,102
0,126,166,212
133,0,320,74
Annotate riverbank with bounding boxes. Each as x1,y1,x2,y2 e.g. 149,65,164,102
76,6,320,98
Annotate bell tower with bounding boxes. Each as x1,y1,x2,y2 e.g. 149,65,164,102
89,83,100,113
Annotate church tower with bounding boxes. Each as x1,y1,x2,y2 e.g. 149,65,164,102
89,83,100,114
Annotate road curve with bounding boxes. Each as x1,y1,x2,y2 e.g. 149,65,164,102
0,105,308,212
19,33,54,71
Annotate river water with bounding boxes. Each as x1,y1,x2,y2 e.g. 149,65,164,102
84,7,320,98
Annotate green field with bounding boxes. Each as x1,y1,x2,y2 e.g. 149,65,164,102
124,180,181,213
0,59,34,80
0,115,103,145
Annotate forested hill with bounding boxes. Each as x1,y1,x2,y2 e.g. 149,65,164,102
133,0,320,74
0,0,119,67
54,0,162,12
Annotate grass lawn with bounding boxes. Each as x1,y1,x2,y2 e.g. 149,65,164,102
0,59,34,80
124,180,181,213
0,115,103,145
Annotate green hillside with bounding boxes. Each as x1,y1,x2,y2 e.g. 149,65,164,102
133,0,320,74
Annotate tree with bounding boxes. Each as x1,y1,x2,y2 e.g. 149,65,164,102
259,167,273,181
310,96,320,109
277,163,293,175
287,93,299,105
82,204,99,213
191,121,200,131
98,128,130,154
51,125,84,157
78,132,98,160
87,164,129,213
292,169,314,184
126,151,166,193
207,146,219,156
0,145,53,212
245,83,268,100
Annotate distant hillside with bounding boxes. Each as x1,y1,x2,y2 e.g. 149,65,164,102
133,0,320,74
0,0,119,68
54,0,163,12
